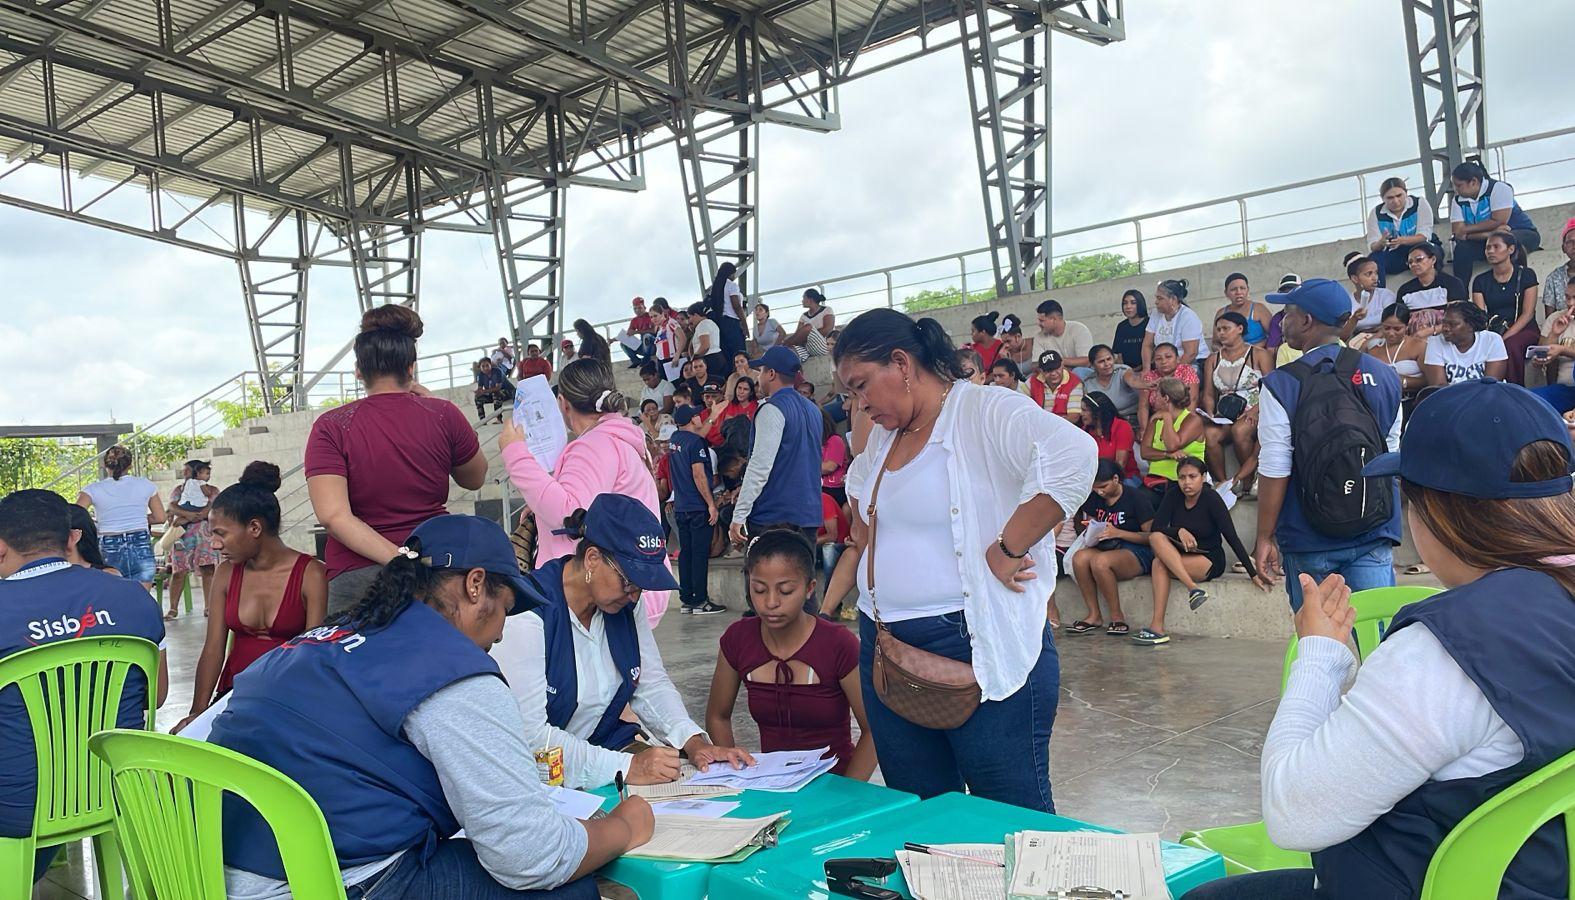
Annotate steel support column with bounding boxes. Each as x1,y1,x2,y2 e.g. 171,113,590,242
1401,0,1486,210
959,2,1051,297
235,204,313,413
489,176,567,345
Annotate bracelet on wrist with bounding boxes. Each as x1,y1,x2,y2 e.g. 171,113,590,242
997,533,1028,560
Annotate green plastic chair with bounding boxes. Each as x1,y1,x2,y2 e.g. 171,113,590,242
88,729,348,899
1180,585,1444,875
1420,747,1575,899
0,635,159,899
153,570,194,613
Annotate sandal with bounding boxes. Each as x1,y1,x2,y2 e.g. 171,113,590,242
1188,587,1210,610
163,610,177,621
1403,564,1432,575
1230,563,1247,574
1105,621,1129,636
1131,627,1170,645
1067,620,1102,635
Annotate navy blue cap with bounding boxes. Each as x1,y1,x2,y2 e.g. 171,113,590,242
672,404,702,426
1362,379,1575,499
564,494,679,592
749,344,803,376
407,515,547,614
1263,277,1350,326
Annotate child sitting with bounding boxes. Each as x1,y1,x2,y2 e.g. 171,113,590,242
705,529,874,779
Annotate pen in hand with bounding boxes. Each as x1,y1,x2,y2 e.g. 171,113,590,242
615,771,627,802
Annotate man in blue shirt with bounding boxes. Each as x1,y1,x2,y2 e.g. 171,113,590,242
1254,279,1404,611
668,405,724,615
0,489,167,882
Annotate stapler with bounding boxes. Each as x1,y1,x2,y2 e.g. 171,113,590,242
824,857,903,900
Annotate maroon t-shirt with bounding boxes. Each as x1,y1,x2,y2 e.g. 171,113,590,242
719,616,858,774
304,391,481,580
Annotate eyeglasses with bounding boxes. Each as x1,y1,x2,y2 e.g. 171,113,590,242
603,555,637,596
1407,256,1429,266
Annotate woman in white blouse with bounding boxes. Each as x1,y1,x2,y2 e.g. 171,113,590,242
1142,278,1209,369
836,309,1097,811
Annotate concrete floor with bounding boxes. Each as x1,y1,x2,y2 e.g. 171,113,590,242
35,587,1283,899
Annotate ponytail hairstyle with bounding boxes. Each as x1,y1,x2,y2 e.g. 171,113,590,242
971,311,1001,338
989,357,1024,383
1157,376,1189,407
1382,301,1412,325
66,503,109,569
327,534,515,632
834,308,964,382
708,262,739,311
1403,439,1575,597
1156,278,1189,305
1379,176,1408,196
999,313,1024,336
103,445,133,480
354,305,423,384
557,358,628,414
743,526,816,584
1082,390,1117,438
1344,250,1375,278
557,508,616,569
212,461,284,536
1444,299,1488,334
803,288,827,309
1451,159,1490,185
1486,229,1527,267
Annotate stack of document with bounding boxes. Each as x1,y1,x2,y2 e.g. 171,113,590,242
625,812,789,863
1005,831,1169,899
628,764,743,801
683,746,836,793
896,843,1006,900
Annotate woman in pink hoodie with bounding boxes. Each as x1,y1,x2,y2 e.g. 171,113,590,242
500,357,673,623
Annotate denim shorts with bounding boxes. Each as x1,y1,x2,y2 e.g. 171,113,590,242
100,530,156,583
1115,539,1155,574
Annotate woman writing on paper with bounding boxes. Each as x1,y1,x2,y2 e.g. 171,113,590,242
1185,381,1575,900
834,309,1097,811
501,358,673,624
706,528,876,780
493,495,754,791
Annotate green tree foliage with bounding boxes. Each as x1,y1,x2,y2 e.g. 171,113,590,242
904,285,998,313
1223,243,1271,260
1050,252,1140,287
0,433,209,498
208,379,292,430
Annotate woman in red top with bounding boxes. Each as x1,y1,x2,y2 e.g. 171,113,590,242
706,529,875,779
176,462,327,732
1080,391,1139,482
706,376,759,446
967,311,1005,369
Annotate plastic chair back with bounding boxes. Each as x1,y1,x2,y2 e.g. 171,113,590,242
1281,585,1442,690
88,729,348,900
0,635,158,896
1420,747,1575,899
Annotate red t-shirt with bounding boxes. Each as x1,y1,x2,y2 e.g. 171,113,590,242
304,392,481,580
1087,417,1139,480
819,492,850,544
629,313,655,335
516,357,553,382
971,338,1004,370
719,616,858,774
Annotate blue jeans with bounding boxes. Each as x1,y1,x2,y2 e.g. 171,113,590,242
818,541,844,581
1533,384,1575,414
674,509,713,608
858,612,1058,811
354,840,597,899
1281,539,1395,612
622,334,655,366
1181,869,1314,900
100,530,156,583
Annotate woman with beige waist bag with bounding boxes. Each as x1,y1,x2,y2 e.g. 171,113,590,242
836,309,1098,811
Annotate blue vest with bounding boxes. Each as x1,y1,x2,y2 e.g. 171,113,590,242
0,559,165,836
529,558,642,750
1374,197,1422,238
1454,178,1537,232
1261,344,1403,554
1313,568,1575,899
211,601,500,880
749,386,824,529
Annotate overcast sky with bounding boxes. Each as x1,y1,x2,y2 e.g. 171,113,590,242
1,0,1569,426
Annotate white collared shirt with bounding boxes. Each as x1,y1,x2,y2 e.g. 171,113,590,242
493,606,704,789
846,380,1098,701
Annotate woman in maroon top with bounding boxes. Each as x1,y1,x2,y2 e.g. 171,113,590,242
305,306,487,615
706,529,875,779
176,462,327,732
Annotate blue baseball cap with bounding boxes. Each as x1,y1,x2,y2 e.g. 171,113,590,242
1263,277,1351,327
1362,379,1575,499
749,345,803,376
566,494,679,592
407,515,547,614
672,404,703,426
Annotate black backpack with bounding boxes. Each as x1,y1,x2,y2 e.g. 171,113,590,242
1272,348,1392,538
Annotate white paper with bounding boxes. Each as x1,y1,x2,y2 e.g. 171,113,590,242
512,374,568,473
684,746,835,792
1063,520,1108,568
648,799,741,818
616,329,642,351
898,844,1006,900
546,785,606,820
1008,831,1169,900
173,692,230,741
1192,407,1235,427
626,813,785,861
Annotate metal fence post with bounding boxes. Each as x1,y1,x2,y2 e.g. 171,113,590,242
1133,220,1144,273
1356,174,1369,232
959,257,968,301
885,271,894,309
1237,199,1250,257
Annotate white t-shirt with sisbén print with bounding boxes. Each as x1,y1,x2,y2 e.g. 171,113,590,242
1425,331,1508,384
1145,304,1210,360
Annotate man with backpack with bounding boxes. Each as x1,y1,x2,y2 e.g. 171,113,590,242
1254,278,1403,611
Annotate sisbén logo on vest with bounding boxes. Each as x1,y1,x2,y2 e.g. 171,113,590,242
27,606,117,644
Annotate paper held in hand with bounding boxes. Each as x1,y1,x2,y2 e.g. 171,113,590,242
626,763,744,801
1006,831,1169,900
684,746,837,792
512,374,568,473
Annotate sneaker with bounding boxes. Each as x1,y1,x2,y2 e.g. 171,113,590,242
1188,588,1210,610
692,602,727,616
679,605,695,615
1131,628,1170,645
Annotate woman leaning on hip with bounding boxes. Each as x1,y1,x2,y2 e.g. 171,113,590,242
1185,379,1575,900
836,309,1097,812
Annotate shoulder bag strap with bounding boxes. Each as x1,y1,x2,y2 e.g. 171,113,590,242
863,431,904,629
